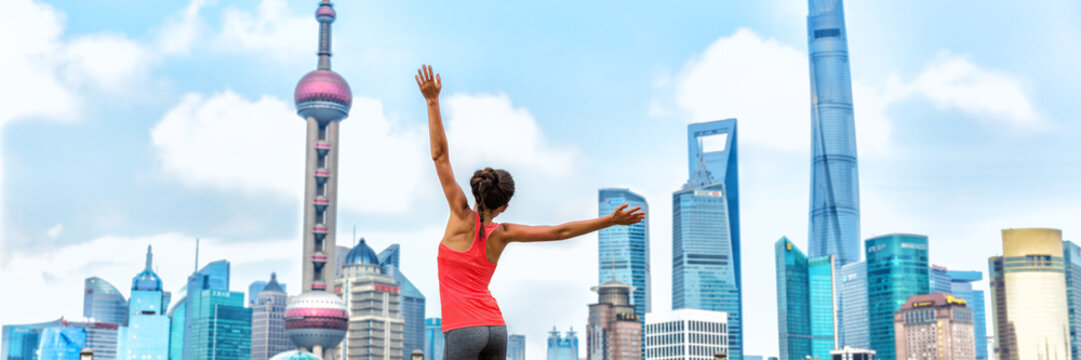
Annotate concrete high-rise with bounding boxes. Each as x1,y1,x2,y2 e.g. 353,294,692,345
866,234,929,360
893,293,976,360
673,119,742,360
774,238,836,360
806,0,861,268
118,246,170,360
547,327,578,360
251,273,290,360
598,188,651,323
249,280,287,307
840,261,868,349
1064,241,1081,360
508,335,526,360
643,309,728,360
587,280,642,360
83,277,127,325
989,228,1071,360
377,244,425,359
336,239,404,360
422,319,443,360
284,1,353,358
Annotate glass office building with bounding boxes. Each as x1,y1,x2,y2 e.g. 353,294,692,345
806,0,861,267
598,188,651,323
946,270,988,360
508,335,526,360
546,327,578,360
185,290,251,360
674,119,742,360
84,277,127,325
1066,241,1081,360
37,328,85,360
422,319,443,360
774,238,835,360
929,265,951,294
865,234,929,360
2,319,64,360
378,244,426,358
840,261,867,349
118,246,171,360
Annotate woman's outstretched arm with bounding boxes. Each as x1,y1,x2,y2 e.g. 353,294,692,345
417,65,470,217
499,203,646,243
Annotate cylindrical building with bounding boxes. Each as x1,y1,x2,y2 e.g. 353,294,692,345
988,228,1071,360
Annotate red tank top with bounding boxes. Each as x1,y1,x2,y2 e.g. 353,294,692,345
437,211,505,332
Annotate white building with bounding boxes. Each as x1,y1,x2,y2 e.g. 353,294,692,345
830,346,876,360
644,309,727,360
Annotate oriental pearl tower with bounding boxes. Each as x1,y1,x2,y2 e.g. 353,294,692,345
282,1,351,359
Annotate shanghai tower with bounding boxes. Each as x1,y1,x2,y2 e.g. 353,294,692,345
807,0,860,267
283,1,352,359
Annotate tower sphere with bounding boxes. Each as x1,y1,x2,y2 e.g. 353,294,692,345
294,70,352,120
316,4,336,23
284,291,348,350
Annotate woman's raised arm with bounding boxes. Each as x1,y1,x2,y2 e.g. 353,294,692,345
417,65,470,217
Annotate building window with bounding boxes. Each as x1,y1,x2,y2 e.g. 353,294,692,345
814,28,841,38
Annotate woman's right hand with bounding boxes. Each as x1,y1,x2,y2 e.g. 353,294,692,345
609,203,646,226
415,65,442,102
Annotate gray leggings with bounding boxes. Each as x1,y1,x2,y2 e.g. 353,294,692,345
443,326,507,360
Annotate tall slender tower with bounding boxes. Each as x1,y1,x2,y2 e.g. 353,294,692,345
284,1,351,359
807,0,860,266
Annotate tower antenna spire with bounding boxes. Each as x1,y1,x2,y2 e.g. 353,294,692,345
194,238,200,273
315,0,337,70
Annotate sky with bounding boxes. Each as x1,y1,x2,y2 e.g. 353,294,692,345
3,0,1081,359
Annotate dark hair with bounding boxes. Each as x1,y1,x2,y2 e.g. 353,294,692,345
469,167,515,225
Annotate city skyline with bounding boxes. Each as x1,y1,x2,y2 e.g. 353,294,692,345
3,1,1080,359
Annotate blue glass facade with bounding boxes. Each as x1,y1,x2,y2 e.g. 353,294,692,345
839,261,868,349
546,328,578,360
423,318,444,360
806,0,860,268
775,237,810,360
1065,241,1081,360
598,188,651,321
675,119,742,360
865,234,929,360
84,277,127,325
378,244,426,358
808,256,836,359
167,300,185,360
119,247,171,360
930,265,951,294
508,334,526,360
2,319,64,360
37,328,84,360
185,290,251,360
946,270,988,360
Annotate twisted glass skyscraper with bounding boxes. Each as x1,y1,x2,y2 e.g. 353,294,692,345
807,0,860,267
673,119,741,360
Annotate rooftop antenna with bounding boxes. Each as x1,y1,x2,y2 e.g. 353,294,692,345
194,238,200,273
353,225,357,246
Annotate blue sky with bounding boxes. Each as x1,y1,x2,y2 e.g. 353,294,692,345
3,0,1081,358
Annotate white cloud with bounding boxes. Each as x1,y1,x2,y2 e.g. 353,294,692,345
62,34,152,94
444,93,577,178
0,232,299,325
0,0,78,125
216,0,312,62
663,29,1040,158
46,224,64,239
156,0,209,55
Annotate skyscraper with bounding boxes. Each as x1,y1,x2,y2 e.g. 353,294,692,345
508,334,526,360
944,269,989,360
118,246,170,360
840,261,868,349
285,1,353,359
422,319,443,360
929,265,951,294
251,274,290,360
989,228,1071,360
893,293,976,360
377,244,426,359
587,280,642,360
806,0,861,268
865,234,929,360
37,328,84,360
2,318,64,360
83,277,127,325
673,119,742,360
547,327,578,360
774,238,835,360
336,239,404,360
643,310,728,360
598,188,651,323
249,281,287,307
185,289,251,360
1064,241,1081,360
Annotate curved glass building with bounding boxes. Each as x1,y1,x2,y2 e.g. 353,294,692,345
83,277,127,325
807,0,860,267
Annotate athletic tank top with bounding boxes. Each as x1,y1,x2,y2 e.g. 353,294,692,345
437,211,505,332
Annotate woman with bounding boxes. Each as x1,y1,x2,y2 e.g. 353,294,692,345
415,65,645,360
